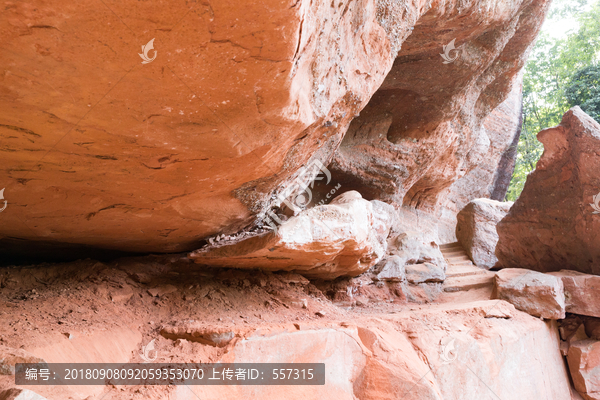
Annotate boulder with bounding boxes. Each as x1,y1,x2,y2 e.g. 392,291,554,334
496,107,600,273
0,0,551,258
405,263,445,284
494,268,566,319
549,271,600,318
189,191,392,279
375,255,405,282
375,231,447,282
391,232,447,269
568,340,600,400
0,0,398,255
456,198,513,268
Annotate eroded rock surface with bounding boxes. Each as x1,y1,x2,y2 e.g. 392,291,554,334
174,301,571,400
330,0,545,231
437,80,524,241
188,191,392,279
0,0,550,257
456,198,512,269
496,107,600,273
0,0,400,254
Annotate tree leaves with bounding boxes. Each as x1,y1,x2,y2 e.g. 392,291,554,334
565,64,600,121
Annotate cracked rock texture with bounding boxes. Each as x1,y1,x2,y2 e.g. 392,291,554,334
496,107,600,274
1,0,548,256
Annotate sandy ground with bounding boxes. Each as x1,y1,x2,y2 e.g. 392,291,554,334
0,254,496,399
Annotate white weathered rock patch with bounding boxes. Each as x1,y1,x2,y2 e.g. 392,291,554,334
189,191,393,279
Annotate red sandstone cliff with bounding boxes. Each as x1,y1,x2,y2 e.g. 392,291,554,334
0,0,549,258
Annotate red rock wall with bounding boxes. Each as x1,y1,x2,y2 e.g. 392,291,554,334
0,0,549,256
0,0,399,254
437,77,524,242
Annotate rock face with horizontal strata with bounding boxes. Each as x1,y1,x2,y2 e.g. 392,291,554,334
0,0,550,258
496,107,600,274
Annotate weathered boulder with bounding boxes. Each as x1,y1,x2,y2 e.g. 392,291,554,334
406,263,445,284
375,231,447,282
496,107,600,273
549,270,600,318
494,268,566,319
456,198,513,268
374,255,406,282
568,340,600,400
189,191,392,279
0,0,550,257
0,0,398,255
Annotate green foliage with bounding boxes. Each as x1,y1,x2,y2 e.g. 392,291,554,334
505,0,600,201
565,64,600,121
